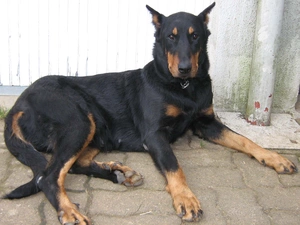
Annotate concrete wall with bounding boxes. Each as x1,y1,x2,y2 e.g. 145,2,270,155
209,0,300,114
209,0,257,112
273,0,300,113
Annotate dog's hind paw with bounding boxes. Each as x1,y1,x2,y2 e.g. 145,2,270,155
106,161,144,186
58,208,91,225
114,170,144,187
96,161,144,186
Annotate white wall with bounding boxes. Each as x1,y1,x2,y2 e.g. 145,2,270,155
0,0,213,86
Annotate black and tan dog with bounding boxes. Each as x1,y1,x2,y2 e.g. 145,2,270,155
3,2,297,224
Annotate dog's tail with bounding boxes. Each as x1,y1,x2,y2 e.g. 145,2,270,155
2,110,48,199
2,179,40,199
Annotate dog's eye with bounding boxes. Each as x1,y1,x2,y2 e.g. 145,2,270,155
168,34,175,40
192,33,199,40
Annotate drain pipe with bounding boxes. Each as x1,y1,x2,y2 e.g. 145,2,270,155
245,0,284,126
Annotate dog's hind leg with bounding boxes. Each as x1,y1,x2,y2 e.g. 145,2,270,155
3,111,48,199
70,147,144,187
37,113,96,225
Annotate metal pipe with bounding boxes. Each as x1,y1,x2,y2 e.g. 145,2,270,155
246,0,284,126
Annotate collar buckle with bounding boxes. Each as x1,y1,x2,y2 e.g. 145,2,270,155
180,80,189,89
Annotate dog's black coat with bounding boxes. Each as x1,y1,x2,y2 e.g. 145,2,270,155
3,2,297,224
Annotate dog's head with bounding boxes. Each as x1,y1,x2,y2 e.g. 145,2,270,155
147,3,215,80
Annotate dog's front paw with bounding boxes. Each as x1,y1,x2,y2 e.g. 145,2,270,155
257,151,298,174
172,188,203,222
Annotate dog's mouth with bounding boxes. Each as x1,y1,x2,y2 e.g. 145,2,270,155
167,52,199,79
168,68,197,80
178,73,191,79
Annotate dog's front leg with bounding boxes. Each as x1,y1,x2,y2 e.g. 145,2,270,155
194,108,298,174
145,132,203,222
212,127,298,174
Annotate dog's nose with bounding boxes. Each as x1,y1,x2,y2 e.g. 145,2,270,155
178,67,191,74
178,62,192,75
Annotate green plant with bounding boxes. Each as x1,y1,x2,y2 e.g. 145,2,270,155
0,107,8,119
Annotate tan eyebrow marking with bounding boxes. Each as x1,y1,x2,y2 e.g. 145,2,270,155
172,27,178,35
189,26,194,34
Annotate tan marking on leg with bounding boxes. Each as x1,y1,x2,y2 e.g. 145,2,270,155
167,52,180,77
213,129,297,174
57,113,96,224
57,155,90,224
166,167,202,221
12,111,29,144
200,104,214,116
76,147,100,167
166,104,182,117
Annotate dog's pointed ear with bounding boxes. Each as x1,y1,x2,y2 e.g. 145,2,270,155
146,5,165,30
198,2,215,24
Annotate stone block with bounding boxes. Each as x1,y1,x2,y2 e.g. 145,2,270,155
215,187,270,224
233,152,281,187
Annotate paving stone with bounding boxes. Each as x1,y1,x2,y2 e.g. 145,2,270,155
192,188,226,225
92,214,180,225
0,141,7,150
183,166,246,189
268,209,300,225
255,186,300,210
278,154,300,187
0,126,6,149
233,152,281,187
279,172,300,187
0,151,11,182
41,199,58,225
64,173,88,192
175,148,235,168
215,187,270,225
89,177,128,192
0,193,43,225
89,189,174,217
3,163,32,193
0,120,4,131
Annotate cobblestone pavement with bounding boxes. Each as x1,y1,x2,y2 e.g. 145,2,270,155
0,120,299,225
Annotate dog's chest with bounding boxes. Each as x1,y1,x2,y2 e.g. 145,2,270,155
162,102,198,130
